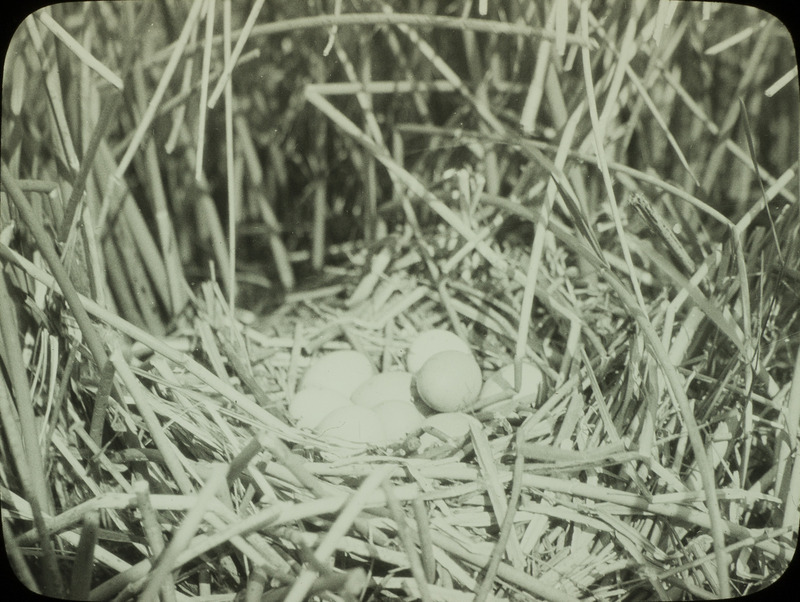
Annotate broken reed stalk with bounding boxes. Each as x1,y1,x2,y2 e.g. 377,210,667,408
134,481,178,602
68,509,100,599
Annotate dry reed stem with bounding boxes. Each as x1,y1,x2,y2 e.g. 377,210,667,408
474,430,526,602
765,66,798,97
137,463,227,601
283,465,393,602
222,0,237,328
110,350,195,495
207,0,266,108
68,509,100,599
0,372,63,596
146,11,594,66
23,17,80,171
114,0,204,182
469,420,525,569
382,482,434,602
2,517,41,594
243,565,268,602
133,481,177,602
195,0,216,181
0,244,294,436
36,10,123,90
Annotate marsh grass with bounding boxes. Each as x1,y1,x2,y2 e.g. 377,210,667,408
1,1,798,600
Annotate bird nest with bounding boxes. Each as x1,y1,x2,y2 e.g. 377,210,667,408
3,217,795,601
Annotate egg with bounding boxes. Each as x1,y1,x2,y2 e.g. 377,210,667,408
351,371,413,407
288,387,352,429
373,400,426,443
417,411,476,450
415,350,482,412
479,362,543,406
406,329,471,374
314,405,387,446
300,350,375,398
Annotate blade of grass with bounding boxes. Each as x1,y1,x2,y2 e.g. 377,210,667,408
579,4,646,313
738,97,783,261
58,2,152,242
519,7,555,134
146,11,594,66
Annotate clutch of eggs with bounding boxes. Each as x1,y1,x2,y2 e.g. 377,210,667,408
293,351,427,447
290,332,540,453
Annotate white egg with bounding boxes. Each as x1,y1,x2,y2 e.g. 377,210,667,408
288,387,352,429
351,371,413,407
406,329,471,374
300,350,375,398
415,350,482,412
373,400,426,443
479,362,543,406
314,405,387,446
418,412,476,450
